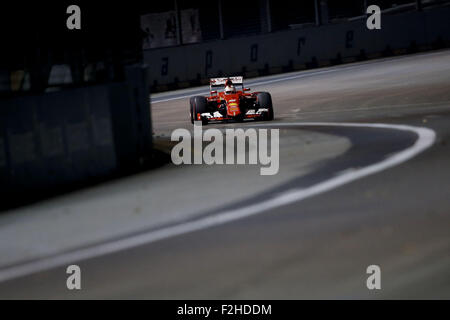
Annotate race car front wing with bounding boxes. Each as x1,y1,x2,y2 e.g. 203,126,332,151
197,108,269,122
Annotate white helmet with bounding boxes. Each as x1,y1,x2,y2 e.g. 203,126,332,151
224,85,236,94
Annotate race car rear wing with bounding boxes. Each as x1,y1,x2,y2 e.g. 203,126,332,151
210,76,244,92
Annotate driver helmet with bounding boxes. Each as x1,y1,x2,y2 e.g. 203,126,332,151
224,79,236,94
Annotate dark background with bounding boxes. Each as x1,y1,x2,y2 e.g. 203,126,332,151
0,0,440,96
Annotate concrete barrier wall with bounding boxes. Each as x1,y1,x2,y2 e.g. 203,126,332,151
144,7,450,90
0,85,116,199
0,65,152,207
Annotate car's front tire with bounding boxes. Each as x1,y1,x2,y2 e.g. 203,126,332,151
256,92,274,121
190,96,209,125
189,97,195,124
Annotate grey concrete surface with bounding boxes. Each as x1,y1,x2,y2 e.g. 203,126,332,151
0,50,450,299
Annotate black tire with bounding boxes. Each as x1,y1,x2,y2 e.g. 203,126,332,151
189,97,195,124
190,96,209,125
256,92,274,121
235,114,245,123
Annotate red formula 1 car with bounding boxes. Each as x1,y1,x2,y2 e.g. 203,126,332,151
189,76,274,124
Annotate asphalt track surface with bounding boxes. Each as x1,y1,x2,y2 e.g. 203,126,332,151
1,50,450,299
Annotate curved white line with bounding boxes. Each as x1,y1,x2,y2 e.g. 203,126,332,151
0,122,436,283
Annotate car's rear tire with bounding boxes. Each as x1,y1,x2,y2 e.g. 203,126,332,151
190,96,208,124
256,92,274,121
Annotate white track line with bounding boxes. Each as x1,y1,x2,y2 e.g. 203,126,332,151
151,67,359,104
151,50,448,104
151,69,336,104
0,122,436,283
